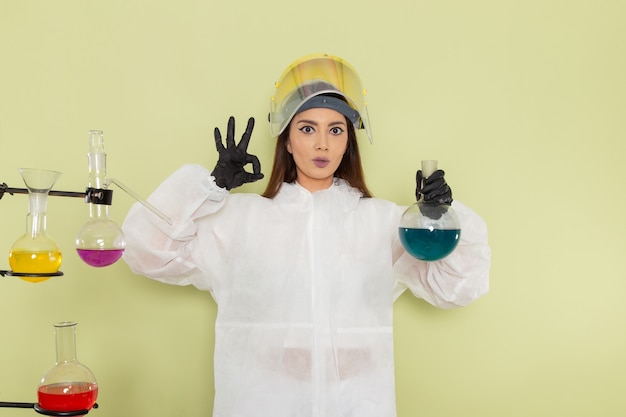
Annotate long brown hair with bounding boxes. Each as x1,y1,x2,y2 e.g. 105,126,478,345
261,116,373,199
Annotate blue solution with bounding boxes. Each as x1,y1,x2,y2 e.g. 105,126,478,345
399,228,461,261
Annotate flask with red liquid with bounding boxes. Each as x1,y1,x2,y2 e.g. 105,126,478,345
37,322,98,414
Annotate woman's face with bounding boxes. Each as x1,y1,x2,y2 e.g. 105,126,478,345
287,107,349,192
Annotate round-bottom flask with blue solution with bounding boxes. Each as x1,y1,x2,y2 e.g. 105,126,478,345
399,160,461,261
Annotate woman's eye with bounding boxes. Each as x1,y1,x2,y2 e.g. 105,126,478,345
299,126,315,134
330,127,344,135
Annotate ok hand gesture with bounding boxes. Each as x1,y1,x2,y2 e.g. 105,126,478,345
212,116,264,190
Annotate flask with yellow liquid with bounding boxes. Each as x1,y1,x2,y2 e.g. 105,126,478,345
8,168,63,282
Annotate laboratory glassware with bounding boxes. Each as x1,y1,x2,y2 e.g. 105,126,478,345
398,160,461,261
37,322,98,415
8,168,63,281
74,130,125,267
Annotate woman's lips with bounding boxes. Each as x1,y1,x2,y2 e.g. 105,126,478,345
313,157,330,168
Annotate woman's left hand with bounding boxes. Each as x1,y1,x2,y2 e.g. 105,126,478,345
415,169,453,205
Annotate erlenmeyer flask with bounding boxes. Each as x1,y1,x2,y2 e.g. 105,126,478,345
37,322,98,415
75,130,125,267
8,168,63,281
399,160,461,261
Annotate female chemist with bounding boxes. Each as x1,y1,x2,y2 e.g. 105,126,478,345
122,53,491,417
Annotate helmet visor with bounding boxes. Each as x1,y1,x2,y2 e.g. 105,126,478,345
269,53,372,142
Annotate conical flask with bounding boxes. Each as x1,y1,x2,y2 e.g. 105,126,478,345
8,168,63,281
75,130,125,267
399,160,461,261
37,322,98,415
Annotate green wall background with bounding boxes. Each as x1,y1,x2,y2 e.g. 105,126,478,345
1,1,625,416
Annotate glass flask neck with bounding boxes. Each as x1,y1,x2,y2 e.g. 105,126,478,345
54,322,78,364
19,168,60,239
26,192,49,238
87,130,111,220
88,130,107,189
88,201,111,220
421,160,438,178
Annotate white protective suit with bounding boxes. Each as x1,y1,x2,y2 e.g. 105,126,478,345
122,163,490,417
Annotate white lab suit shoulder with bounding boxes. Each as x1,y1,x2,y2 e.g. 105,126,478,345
121,163,263,291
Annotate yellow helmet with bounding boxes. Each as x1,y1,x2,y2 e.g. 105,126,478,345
269,53,372,143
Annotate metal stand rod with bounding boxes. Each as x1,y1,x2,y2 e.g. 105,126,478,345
0,401,36,408
0,184,85,199
0,401,98,416
1,181,172,225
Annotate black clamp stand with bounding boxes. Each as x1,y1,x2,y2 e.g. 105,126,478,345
0,183,112,278
84,188,112,205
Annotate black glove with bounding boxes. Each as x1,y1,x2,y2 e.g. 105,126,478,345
212,116,264,190
0,183,7,200
415,169,453,220
416,169,453,204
